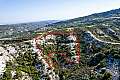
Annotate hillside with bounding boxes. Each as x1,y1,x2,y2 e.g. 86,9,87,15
46,8,120,43
48,8,120,28
0,8,120,80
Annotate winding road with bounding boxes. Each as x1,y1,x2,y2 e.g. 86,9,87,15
86,31,120,45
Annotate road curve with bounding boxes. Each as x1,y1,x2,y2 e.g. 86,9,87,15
86,31,120,45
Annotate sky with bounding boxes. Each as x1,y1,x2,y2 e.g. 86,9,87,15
0,0,120,24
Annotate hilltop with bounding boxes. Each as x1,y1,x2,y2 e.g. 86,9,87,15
48,8,120,28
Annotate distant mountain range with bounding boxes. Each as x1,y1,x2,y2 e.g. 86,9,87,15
0,20,59,39
0,20,59,31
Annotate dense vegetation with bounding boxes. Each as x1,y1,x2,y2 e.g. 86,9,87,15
1,43,41,80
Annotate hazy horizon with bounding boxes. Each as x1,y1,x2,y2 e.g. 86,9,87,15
0,0,120,24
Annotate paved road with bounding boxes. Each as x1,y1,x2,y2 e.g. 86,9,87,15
86,31,120,45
